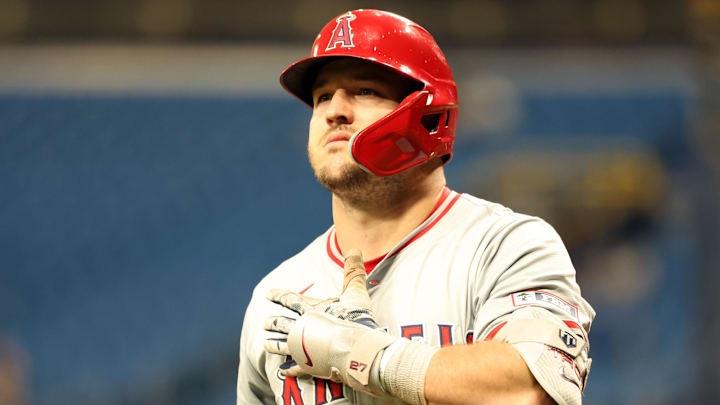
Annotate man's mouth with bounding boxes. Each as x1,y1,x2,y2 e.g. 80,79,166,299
324,132,352,146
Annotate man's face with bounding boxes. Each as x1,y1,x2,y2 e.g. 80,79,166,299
307,58,416,194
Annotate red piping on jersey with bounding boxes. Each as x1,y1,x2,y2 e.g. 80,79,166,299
326,187,458,273
326,234,345,268
388,190,460,260
563,320,581,330
484,321,508,341
326,233,392,274
333,234,387,275
299,283,314,295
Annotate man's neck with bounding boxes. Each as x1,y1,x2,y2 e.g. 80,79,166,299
331,166,446,261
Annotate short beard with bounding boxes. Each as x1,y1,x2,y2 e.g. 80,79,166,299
313,161,412,209
315,162,370,195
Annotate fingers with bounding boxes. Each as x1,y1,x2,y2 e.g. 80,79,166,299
264,338,289,355
342,248,365,292
264,315,293,356
266,288,314,315
265,315,295,334
342,248,371,307
298,295,329,306
281,364,305,377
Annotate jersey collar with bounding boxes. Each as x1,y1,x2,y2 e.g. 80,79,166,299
326,187,461,275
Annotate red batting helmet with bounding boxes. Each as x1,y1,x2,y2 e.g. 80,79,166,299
280,9,458,176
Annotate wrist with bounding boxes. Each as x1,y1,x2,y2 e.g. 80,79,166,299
379,339,439,405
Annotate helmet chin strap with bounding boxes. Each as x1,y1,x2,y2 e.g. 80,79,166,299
350,91,436,177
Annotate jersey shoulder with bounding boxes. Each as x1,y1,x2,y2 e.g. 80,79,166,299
457,192,534,221
450,192,559,239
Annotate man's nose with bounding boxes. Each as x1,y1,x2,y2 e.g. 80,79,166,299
325,89,354,126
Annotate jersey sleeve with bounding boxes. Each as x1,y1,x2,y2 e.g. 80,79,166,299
237,287,276,405
470,215,595,405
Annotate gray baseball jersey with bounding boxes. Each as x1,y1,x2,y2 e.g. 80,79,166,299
237,188,595,404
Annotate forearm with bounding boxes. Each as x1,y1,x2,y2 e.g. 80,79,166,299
423,341,552,405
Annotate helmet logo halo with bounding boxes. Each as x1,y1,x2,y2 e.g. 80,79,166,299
325,13,356,51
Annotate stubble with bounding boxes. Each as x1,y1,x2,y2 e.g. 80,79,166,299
310,149,416,210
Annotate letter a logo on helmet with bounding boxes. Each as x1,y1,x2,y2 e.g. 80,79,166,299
325,13,356,51
280,9,459,176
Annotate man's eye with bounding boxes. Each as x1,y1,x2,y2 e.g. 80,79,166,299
315,94,331,104
358,88,377,96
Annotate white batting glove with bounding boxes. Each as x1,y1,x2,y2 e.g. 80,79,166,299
264,249,391,394
264,249,437,403
265,249,377,327
267,308,397,394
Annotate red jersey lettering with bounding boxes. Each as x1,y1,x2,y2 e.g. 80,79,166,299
283,376,304,405
401,324,424,341
438,324,454,346
314,378,344,404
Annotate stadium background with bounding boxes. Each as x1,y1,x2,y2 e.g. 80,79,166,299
1,0,718,403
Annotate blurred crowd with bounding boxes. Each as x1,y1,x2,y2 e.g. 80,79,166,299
1,1,718,404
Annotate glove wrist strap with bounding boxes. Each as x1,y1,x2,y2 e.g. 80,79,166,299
381,340,438,405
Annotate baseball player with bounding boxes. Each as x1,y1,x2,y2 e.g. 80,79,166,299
237,9,594,405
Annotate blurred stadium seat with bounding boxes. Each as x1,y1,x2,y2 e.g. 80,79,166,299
1,1,717,404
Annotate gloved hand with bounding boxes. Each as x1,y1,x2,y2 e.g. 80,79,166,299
264,249,437,403
265,248,377,328
263,249,395,395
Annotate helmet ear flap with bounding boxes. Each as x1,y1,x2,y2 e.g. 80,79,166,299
422,109,455,164
421,109,453,135
351,91,443,176
281,9,458,174
350,90,458,176
421,113,442,134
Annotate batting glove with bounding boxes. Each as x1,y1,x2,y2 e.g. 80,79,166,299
263,249,437,403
